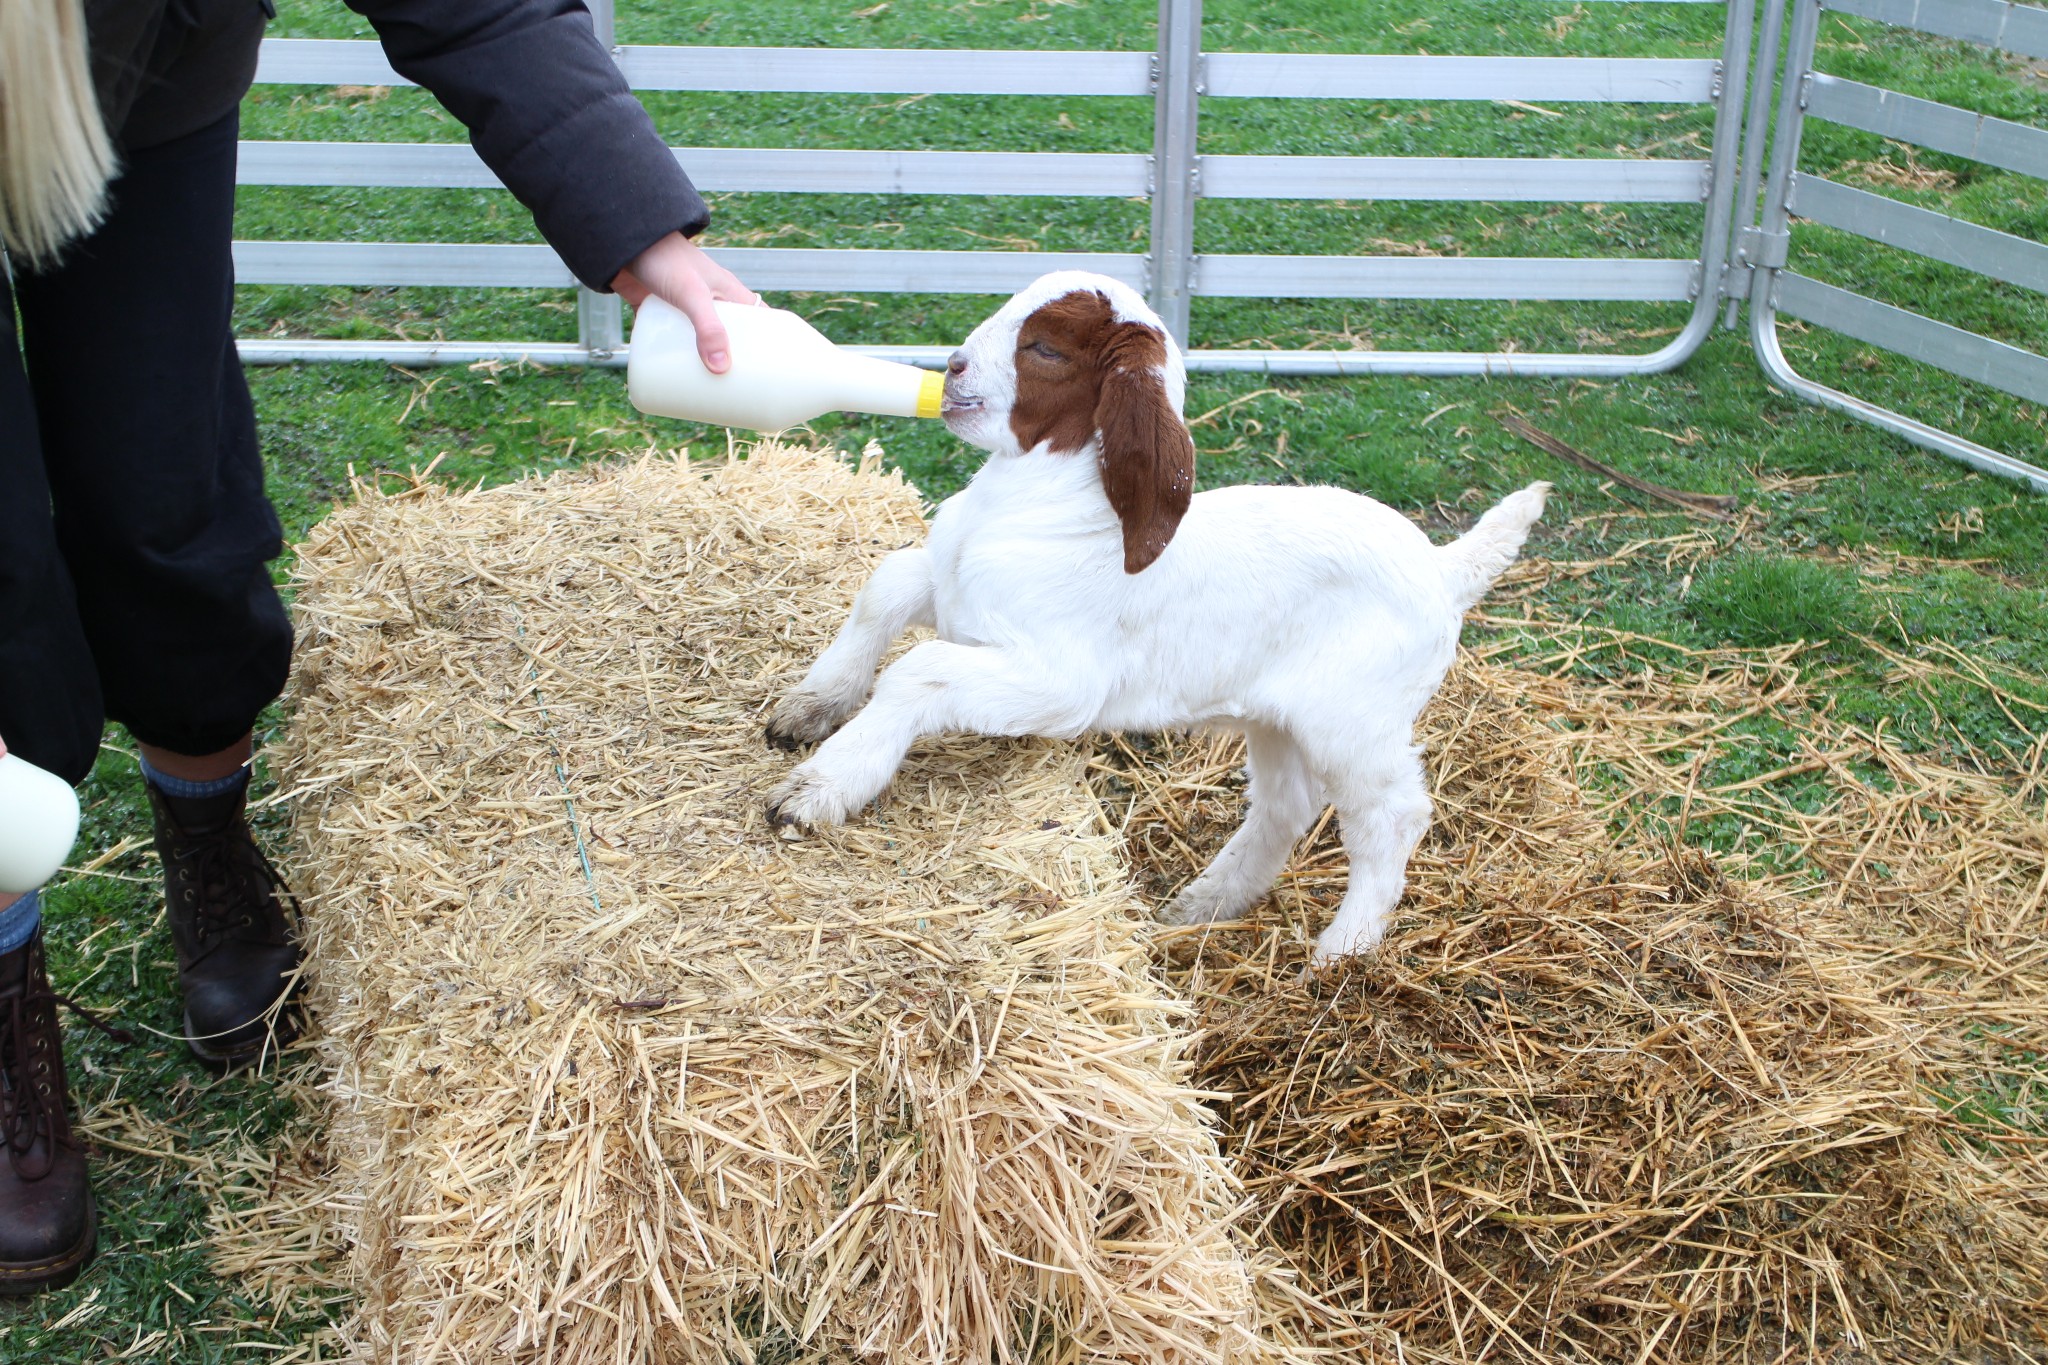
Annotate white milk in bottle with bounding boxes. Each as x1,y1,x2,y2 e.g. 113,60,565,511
0,753,81,894
627,297,944,433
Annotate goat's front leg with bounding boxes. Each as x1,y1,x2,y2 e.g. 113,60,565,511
767,640,1086,827
767,547,935,749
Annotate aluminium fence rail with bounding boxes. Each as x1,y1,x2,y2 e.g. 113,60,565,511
230,0,2048,490
234,0,1753,382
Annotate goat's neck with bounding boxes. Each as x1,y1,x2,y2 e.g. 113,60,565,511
965,442,1113,524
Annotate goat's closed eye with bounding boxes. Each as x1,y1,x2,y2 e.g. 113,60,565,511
1024,340,1066,362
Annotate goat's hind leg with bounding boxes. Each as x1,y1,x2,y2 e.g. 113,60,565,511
1165,725,1323,926
1313,751,1431,965
768,546,935,748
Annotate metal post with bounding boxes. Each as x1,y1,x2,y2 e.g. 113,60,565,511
1723,0,1791,328
578,0,627,360
1747,0,1822,317
1148,0,1201,346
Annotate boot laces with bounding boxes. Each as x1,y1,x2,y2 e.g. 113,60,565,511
1,955,132,1179
2,967,66,1178
168,819,300,961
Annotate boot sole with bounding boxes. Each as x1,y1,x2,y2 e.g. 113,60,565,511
184,1006,301,1073
0,1188,96,1297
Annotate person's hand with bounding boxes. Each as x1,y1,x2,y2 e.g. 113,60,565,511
611,232,761,373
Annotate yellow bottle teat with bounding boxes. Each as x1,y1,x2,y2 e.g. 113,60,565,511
916,370,945,420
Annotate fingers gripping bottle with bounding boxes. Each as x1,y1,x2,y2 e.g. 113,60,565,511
0,754,80,894
627,297,945,433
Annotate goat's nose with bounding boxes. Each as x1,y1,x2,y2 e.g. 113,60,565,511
947,350,968,376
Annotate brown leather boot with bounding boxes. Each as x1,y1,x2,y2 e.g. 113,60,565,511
147,778,302,1069
0,927,96,1296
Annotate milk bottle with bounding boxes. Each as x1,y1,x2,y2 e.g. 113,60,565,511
0,753,80,894
627,297,944,433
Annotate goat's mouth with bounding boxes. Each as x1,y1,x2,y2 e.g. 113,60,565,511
940,394,985,416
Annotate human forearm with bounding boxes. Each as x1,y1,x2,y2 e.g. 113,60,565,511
343,0,710,290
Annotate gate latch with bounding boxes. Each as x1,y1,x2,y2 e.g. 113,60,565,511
1734,225,1791,271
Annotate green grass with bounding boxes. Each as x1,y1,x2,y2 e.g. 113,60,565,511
6,0,2045,1360
1683,551,1876,651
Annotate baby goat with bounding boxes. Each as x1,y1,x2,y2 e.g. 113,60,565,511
766,271,1548,963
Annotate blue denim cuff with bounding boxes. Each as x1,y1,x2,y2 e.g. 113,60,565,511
0,887,42,956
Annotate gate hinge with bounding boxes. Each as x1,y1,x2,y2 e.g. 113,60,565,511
1687,262,1705,301
1148,54,1160,94
1193,54,1209,97
1734,225,1791,271
1145,154,1157,197
1709,60,1725,101
1796,71,1814,109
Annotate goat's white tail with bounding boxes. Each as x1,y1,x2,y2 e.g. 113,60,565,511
1438,482,1551,612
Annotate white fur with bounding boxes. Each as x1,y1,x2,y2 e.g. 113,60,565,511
767,272,1548,965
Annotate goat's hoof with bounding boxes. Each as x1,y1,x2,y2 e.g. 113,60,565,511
1161,890,1248,927
765,692,851,750
1300,951,1355,986
765,770,852,830
1309,929,1384,970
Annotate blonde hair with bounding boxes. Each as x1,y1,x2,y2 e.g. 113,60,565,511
0,0,117,266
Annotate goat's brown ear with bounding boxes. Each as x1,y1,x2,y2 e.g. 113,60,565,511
1095,324,1193,574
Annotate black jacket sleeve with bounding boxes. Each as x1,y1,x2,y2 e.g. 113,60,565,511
344,0,709,291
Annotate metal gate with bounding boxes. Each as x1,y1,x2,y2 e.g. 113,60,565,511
1737,0,2048,492
235,0,1752,376
231,0,2048,489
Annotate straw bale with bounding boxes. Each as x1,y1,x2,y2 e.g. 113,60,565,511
243,443,1295,1365
1105,639,2048,1362
212,442,2048,1365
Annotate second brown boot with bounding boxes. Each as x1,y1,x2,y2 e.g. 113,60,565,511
0,926,96,1296
147,777,302,1069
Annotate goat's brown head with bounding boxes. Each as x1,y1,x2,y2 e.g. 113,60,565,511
941,273,1194,574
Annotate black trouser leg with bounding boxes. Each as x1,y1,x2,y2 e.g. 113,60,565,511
0,269,104,786
12,109,291,767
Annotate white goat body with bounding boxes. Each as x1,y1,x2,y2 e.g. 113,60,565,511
767,272,1547,962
